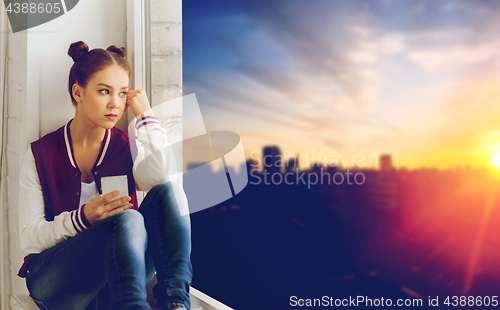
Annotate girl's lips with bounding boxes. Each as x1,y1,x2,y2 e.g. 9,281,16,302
105,115,117,120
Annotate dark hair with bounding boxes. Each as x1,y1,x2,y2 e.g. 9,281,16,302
67,41,131,105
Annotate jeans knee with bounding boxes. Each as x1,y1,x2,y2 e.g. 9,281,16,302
150,181,178,196
151,181,189,217
111,209,147,239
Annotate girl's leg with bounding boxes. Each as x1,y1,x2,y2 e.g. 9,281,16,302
139,181,193,310
26,209,151,310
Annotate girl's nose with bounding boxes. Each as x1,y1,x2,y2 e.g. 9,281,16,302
108,95,120,109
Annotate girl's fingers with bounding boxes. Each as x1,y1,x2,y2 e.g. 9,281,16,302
98,190,121,205
103,203,133,218
104,196,131,212
126,90,144,98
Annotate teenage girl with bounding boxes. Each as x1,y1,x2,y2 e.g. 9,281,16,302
17,41,192,310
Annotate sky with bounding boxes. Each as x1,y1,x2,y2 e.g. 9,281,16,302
183,0,500,170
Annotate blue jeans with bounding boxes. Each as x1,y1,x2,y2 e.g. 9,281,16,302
25,181,193,310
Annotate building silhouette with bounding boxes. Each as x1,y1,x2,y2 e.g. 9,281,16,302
284,154,299,173
262,145,282,174
246,159,259,175
380,154,394,174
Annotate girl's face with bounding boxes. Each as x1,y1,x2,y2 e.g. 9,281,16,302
74,65,129,129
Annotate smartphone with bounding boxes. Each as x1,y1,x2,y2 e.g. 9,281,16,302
101,175,129,207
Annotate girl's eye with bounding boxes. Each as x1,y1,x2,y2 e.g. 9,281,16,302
120,92,127,97
99,89,109,95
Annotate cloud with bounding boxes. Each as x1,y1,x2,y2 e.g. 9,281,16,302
184,0,500,167
223,1,386,107
408,41,500,72
187,0,442,156
187,69,398,151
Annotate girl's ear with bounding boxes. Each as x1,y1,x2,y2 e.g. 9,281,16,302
72,83,82,104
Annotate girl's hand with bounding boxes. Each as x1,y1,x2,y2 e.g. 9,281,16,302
125,89,154,118
83,190,133,226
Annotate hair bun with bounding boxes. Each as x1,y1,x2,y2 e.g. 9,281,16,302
68,41,89,62
106,45,127,57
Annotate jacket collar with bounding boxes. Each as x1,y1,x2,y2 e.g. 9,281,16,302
63,118,111,170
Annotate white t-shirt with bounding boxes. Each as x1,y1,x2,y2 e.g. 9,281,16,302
79,181,100,208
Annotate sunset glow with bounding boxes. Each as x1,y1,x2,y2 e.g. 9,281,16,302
492,153,500,169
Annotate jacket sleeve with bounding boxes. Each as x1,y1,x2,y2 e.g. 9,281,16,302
132,115,179,192
18,146,89,255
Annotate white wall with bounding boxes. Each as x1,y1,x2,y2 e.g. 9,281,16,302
5,28,30,310
150,0,183,184
0,5,8,309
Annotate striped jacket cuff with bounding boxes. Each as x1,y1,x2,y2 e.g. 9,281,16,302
70,204,90,232
80,204,92,228
135,115,161,131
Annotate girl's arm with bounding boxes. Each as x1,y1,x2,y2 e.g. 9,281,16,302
131,114,179,192
18,146,89,255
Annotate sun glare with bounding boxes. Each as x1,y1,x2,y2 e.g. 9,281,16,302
491,153,500,169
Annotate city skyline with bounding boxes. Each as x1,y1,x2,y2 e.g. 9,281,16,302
186,143,498,175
